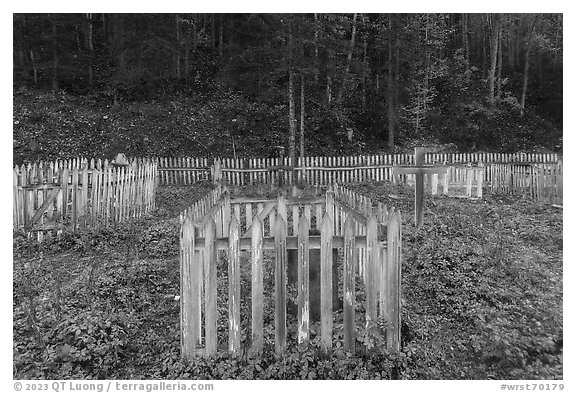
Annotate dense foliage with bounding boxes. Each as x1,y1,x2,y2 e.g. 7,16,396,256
13,183,563,379
13,13,562,165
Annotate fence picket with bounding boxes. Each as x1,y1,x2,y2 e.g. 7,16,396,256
201,218,217,355
251,217,264,351
228,216,241,355
366,215,378,329
274,215,287,354
180,215,198,358
343,215,356,352
386,212,402,351
297,217,310,343
320,214,333,351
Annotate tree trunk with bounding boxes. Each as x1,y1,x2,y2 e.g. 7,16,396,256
314,13,319,84
423,14,430,114
15,17,26,76
395,39,400,110
536,18,543,88
508,15,515,70
211,14,216,49
553,14,561,73
184,15,191,78
326,76,332,103
75,26,82,54
415,89,421,135
462,13,469,67
337,13,358,102
288,20,297,167
496,20,503,101
300,74,305,160
51,15,59,91
387,14,395,149
192,14,198,53
520,15,539,117
30,49,38,86
219,14,224,57
482,16,488,78
102,13,107,44
87,13,94,85
515,17,521,69
289,70,297,166
175,14,181,79
487,13,500,106
113,15,126,75
362,36,368,108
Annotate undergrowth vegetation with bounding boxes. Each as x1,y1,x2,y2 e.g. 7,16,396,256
13,182,563,379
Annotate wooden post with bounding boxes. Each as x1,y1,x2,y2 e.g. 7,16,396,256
251,217,264,352
320,214,334,351
228,216,241,355
60,169,70,223
297,217,310,343
180,214,198,360
414,149,425,226
466,165,473,198
365,215,378,331
274,215,287,354
204,218,218,355
386,212,402,351
343,215,356,352
477,164,484,198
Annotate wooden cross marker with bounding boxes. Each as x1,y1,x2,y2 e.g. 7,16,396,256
393,147,448,228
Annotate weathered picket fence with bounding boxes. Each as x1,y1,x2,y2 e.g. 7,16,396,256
13,158,157,239
179,185,402,358
158,152,558,186
401,164,484,199
486,161,563,204
157,157,211,185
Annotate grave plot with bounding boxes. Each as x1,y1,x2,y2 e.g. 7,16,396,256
178,185,402,359
394,148,484,200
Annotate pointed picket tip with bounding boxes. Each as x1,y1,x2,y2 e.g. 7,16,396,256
367,214,378,231
251,215,263,235
320,213,334,235
205,216,217,234
298,213,310,233
273,214,287,237
387,211,401,232
343,214,355,238
228,214,240,236
182,215,195,244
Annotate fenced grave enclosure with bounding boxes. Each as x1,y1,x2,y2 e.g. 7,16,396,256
179,184,402,359
13,158,158,240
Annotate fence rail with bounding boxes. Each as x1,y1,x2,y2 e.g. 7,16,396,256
179,185,402,358
13,158,157,238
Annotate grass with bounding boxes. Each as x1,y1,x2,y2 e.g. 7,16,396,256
13,181,562,379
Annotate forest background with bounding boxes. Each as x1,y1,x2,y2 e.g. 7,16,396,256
12,13,563,165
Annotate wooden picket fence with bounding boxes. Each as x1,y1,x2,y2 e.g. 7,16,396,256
402,164,484,199
486,161,563,204
157,157,212,185
13,158,158,238
158,152,559,186
179,185,402,358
